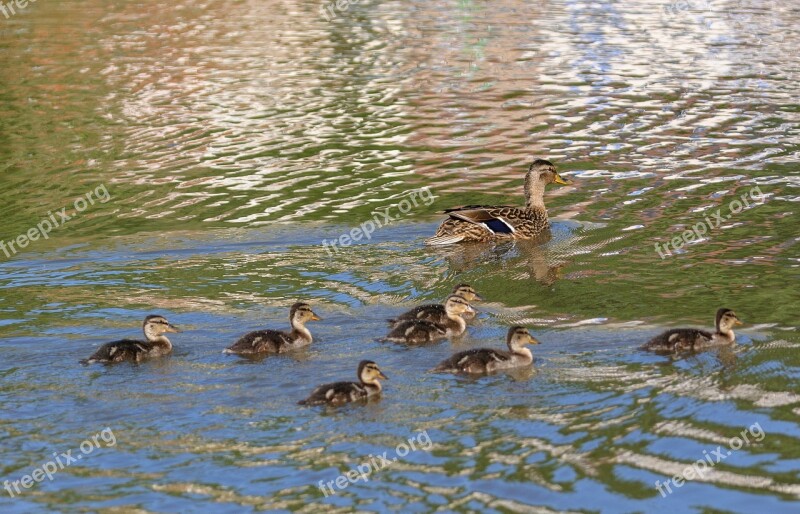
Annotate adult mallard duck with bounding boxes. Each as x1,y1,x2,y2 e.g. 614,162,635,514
298,360,387,405
385,295,474,344
80,315,181,364
387,284,481,327
433,326,540,374
642,308,743,353
224,302,321,355
426,159,571,245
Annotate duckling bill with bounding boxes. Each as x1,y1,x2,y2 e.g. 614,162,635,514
434,326,539,374
80,315,180,364
388,283,481,327
642,308,742,353
298,360,387,405
224,302,320,355
385,295,474,344
426,159,570,245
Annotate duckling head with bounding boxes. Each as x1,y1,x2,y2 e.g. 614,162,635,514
507,326,540,351
143,315,180,341
358,360,388,385
524,159,571,209
443,295,476,318
452,283,482,302
290,302,321,326
716,308,742,336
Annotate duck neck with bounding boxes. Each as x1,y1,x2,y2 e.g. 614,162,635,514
362,378,382,393
290,320,312,343
716,326,735,342
144,331,172,350
446,313,467,333
509,344,533,363
524,172,546,211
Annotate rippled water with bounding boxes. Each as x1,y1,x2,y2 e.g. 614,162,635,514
1,0,799,512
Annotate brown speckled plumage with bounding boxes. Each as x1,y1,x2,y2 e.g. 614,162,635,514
80,315,180,364
642,308,742,353
385,319,448,344
384,295,474,344
426,159,571,245
388,284,481,327
434,326,539,374
298,361,387,406
224,302,320,355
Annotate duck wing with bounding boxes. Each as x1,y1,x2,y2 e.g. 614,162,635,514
298,381,367,405
388,304,446,326
445,207,521,235
385,320,447,344
225,330,292,354
434,348,512,373
427,205,540,245
80,339,156,364
643,328,714,353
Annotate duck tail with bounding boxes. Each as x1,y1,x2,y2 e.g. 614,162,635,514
425,234,465,245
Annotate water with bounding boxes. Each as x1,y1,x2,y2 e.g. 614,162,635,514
1,0,799,512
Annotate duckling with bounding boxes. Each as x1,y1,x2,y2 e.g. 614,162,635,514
387,283,482,326
426,159,571,245
224,302,320,355
385,295,474,344
642,308,743,353
434,326,540,374
80,315,180,364
298,360,387,405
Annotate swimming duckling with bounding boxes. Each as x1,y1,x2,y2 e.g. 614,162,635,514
80,315,180,364
388,283,482,326
298,360,387,405
642,308,743,353
434,326,540,374
426,159,571,245
385,295,474,344
224,302,321,355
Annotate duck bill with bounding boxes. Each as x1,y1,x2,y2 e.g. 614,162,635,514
378,371,388,380
553,174,571,186
166,324,181,333
310,313,322,321
529,336,541,345
471,293,483,302
465,305,477,315
734,319,743,325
